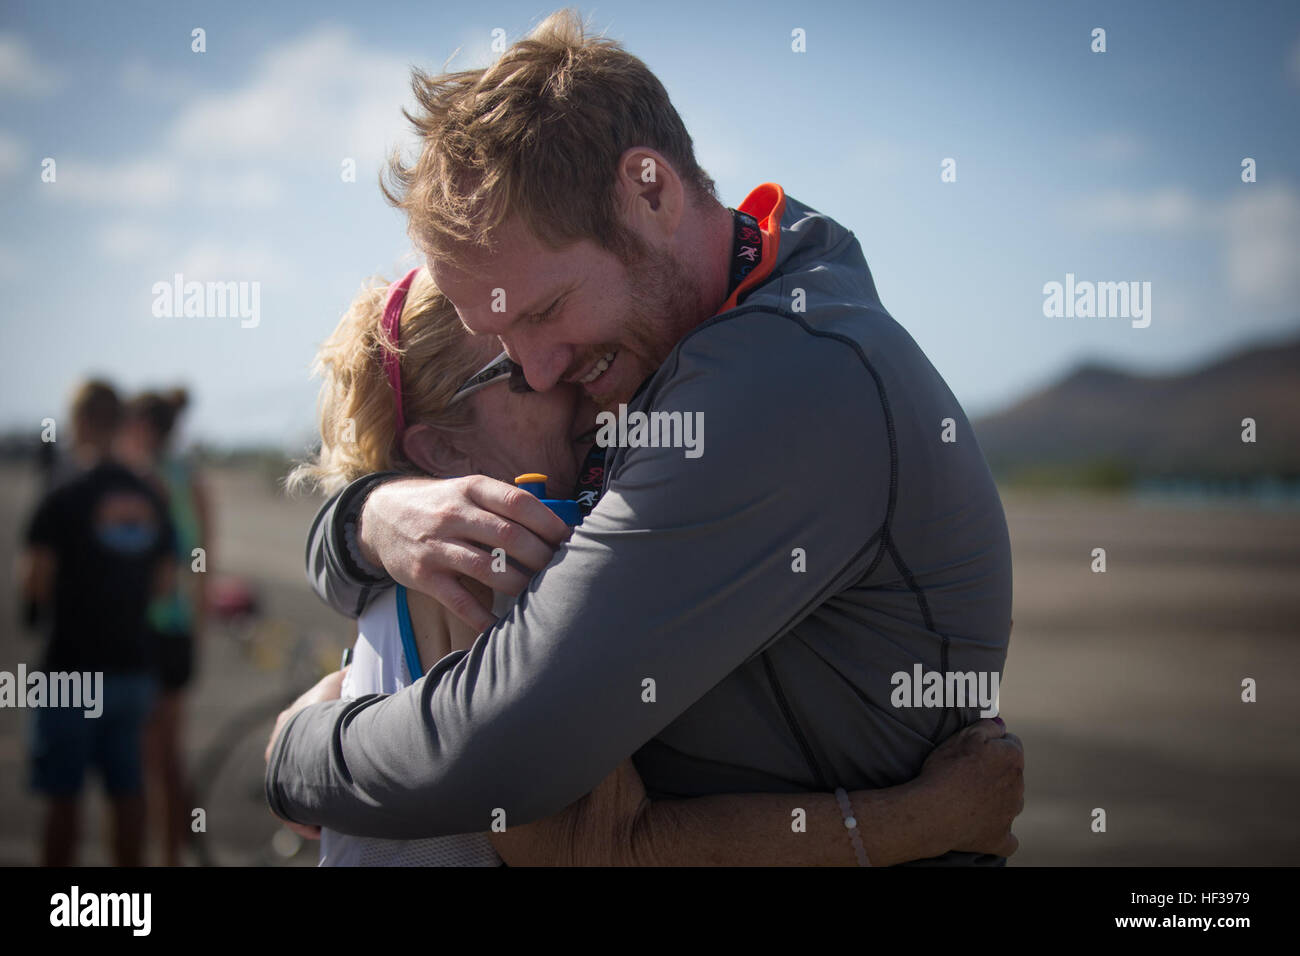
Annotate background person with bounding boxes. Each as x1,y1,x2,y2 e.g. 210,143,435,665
18,380,176,866
118,388,212,866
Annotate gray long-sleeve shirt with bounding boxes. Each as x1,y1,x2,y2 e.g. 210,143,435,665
268,192,1013,863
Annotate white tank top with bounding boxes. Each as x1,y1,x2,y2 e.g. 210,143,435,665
318,587,502,867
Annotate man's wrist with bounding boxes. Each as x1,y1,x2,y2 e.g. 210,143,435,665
351,481,387,574
333,472,400,583
345,516,386,578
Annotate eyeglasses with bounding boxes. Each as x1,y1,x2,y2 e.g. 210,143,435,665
383,266,535,437
448,351,534,405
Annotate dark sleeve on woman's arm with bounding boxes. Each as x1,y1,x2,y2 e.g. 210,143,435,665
305,472,400,618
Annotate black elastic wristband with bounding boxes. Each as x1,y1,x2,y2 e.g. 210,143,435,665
331,472,403,584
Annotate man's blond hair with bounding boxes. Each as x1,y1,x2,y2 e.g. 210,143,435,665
384,9,716,261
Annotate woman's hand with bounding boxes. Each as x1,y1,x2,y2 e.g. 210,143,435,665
917,717,1024,859
490,759,650,866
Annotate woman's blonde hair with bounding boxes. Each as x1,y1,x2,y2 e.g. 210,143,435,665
288,268,482,495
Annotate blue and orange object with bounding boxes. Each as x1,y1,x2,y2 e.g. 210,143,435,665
514,473,582,526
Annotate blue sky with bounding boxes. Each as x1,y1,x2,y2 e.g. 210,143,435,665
1,0,1297,448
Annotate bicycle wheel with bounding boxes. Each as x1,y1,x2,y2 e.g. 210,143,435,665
189,694,318,867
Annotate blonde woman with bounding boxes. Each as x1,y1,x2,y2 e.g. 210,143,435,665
289,266,1023,866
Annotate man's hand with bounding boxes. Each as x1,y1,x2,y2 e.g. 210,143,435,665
359,475,573,631
264,667,349,840
918,717,1024,859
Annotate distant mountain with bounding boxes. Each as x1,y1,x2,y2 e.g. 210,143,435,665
972,337,1300,482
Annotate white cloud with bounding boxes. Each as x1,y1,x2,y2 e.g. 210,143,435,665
43,158,279,208
1070,187,1210,232
50,159,181,206
167,25,417,167
47,26,416,212
1223,184,1300,310
195,169,281,206
0,34,61,96
1069,183,1300,317
96,221,168,261
175,240,294,283
96,224,298,288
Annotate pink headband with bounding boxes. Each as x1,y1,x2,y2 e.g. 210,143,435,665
381,267,421,436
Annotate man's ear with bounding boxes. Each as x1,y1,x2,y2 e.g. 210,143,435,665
401,423,471,478
615,147,684,242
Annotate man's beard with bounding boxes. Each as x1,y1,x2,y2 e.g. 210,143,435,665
589,244,705,411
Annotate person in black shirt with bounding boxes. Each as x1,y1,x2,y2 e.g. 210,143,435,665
19,380,176,866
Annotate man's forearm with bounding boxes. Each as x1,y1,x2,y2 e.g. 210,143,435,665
268,342,888,837
264,641,630,838
305,473,397,618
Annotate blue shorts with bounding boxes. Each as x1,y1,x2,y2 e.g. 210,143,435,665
29,672,157,798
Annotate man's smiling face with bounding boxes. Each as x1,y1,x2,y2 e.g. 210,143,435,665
430,219,704,410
